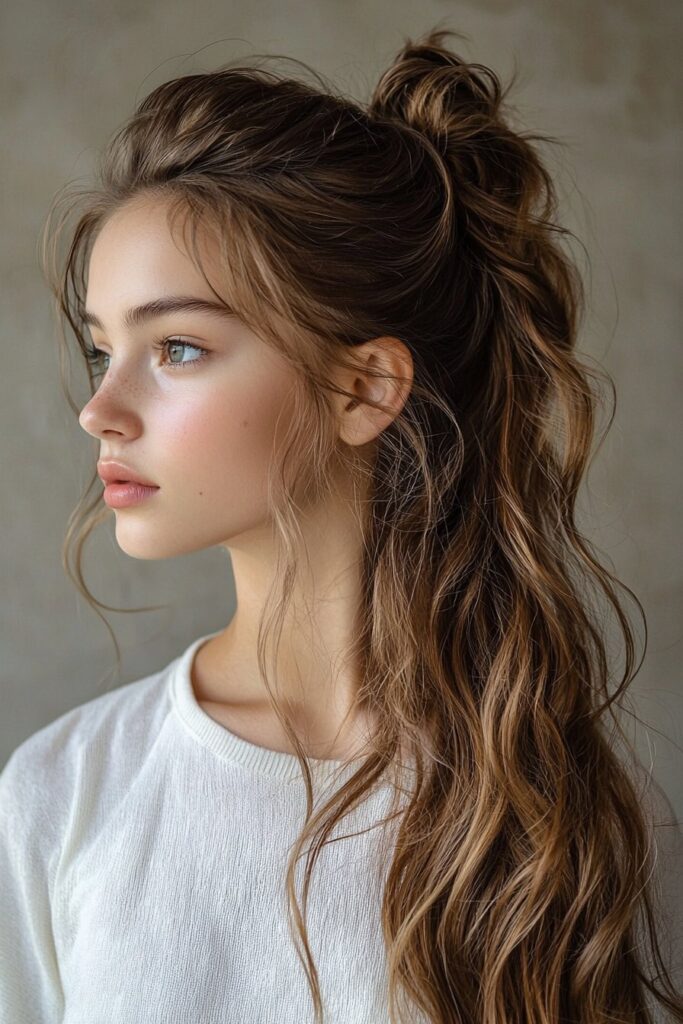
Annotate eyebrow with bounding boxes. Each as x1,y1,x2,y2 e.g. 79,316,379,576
82,295,237,332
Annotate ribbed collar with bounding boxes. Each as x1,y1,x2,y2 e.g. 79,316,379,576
168,629,375,783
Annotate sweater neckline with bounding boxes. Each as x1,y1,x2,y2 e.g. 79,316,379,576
168,629,373,782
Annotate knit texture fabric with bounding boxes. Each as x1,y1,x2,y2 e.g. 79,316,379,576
1,631,680,1022
0,630,416,1024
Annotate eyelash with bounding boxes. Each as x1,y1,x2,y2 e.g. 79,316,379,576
84,336,210,375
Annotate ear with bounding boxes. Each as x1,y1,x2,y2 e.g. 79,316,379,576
334,336,414,447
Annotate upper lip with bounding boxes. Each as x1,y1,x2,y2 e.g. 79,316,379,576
97,460,159,487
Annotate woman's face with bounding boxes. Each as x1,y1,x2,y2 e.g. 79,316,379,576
79,196,300,560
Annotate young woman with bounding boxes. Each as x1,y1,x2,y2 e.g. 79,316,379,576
1,26,681,1024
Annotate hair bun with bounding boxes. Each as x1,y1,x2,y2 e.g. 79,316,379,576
368,28,502,143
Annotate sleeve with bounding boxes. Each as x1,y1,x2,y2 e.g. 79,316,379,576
0,742,65,1023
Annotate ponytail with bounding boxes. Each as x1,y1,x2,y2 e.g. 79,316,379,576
364,29,682,1024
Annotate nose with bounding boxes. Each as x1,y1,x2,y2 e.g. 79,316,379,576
78,385,141,441
78,387,109,436
78,394,98,436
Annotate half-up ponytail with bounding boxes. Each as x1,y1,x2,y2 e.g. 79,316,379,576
41,25,682,1024
365,29,682,1024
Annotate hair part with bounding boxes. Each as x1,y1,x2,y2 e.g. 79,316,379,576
38,25,682,1024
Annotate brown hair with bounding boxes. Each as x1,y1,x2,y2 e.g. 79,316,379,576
38,26,682,1024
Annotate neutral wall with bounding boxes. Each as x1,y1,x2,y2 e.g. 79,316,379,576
1,1,681,818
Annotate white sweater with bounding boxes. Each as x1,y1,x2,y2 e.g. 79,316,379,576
1,630,680,1023
0,630,414,1024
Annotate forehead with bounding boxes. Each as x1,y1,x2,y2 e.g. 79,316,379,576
86,197,222,309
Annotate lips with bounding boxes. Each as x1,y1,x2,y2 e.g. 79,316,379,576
97,460,159,488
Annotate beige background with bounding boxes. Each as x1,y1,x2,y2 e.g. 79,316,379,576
1,2,681,820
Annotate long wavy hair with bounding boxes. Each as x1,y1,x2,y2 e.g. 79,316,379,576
38,26,682,1024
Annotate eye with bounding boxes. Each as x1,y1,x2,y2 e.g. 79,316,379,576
84,336,210,377
152,336,209,369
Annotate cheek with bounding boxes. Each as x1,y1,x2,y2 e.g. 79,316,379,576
159,377,293,494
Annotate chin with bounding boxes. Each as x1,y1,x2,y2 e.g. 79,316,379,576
112,522,206,561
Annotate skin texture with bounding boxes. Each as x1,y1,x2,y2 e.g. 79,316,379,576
79,195,414,760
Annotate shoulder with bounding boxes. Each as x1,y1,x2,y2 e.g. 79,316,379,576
0,652,179,850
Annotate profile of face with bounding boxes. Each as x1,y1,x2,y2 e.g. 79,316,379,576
79,197,303,560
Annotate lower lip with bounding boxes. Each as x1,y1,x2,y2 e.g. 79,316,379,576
103,483,160,508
